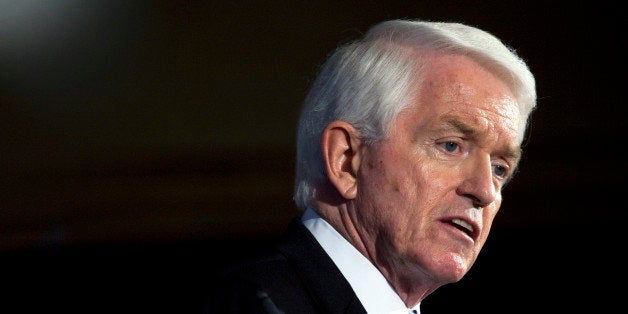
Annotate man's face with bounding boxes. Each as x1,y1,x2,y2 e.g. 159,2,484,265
353,54,522,285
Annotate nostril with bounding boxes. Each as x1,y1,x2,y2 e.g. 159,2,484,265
469,195,489,209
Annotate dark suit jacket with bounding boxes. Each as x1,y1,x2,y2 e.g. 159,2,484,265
204,217,367,313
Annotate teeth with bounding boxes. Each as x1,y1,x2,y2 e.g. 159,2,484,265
451,218,474,234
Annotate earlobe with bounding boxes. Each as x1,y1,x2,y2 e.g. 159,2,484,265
321,121,361,200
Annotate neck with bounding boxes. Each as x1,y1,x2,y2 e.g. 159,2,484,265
314,201,443,307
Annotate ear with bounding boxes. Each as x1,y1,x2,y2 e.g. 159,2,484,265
321,121,361,200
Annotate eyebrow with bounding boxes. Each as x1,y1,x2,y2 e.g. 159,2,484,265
443,118,522,162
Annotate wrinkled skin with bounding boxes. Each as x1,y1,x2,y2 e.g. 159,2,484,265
318,53,523,307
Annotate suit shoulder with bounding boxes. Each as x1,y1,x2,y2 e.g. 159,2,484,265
206,245,317,313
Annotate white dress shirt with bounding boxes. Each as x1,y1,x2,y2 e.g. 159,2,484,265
302,208,421,314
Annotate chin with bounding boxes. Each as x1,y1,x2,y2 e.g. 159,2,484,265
431,254,473,283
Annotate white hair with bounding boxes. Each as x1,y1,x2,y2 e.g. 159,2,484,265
293,19,537,210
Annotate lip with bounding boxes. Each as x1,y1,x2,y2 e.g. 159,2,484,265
440,216,480,242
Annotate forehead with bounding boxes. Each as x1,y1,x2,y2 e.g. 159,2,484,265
415,54,520,135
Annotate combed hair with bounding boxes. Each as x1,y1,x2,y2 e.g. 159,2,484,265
293,19,537,211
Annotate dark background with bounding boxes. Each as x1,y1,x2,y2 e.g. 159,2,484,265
1,1,624,312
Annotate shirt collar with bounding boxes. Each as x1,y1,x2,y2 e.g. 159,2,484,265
302,208,421,314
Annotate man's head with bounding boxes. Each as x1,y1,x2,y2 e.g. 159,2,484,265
293,19,536,301
294,19,535,211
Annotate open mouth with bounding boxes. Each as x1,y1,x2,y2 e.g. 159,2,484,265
450,218,475,238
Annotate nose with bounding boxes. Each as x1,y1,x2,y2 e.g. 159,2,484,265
456,156,498,208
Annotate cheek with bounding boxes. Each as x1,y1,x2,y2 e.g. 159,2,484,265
357,155,419,225
409,163,457,207
361,148,407,191
364,162,443,235
365,159,426,204
358,145,452,218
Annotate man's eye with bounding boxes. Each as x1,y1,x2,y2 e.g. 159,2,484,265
493,165,507,177
443,141,458,153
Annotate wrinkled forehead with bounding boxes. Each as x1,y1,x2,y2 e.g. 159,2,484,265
417,53,525,143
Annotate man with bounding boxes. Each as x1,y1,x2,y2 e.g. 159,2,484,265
207,19,536,313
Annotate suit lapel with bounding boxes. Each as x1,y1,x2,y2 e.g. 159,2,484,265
275,218,367,314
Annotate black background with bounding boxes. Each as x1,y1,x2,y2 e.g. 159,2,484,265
1,1,624,312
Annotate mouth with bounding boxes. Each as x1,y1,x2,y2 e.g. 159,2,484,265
448,218,479,241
